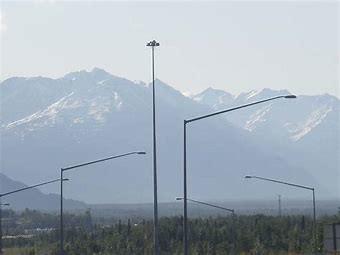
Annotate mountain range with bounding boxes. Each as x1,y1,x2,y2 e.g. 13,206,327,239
1,68,339,206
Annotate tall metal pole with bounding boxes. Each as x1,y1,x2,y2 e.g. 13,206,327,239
0,203,2,255
152,43,159,255
312,188,316,253
231,211,236,255
278,195,282,217
147,40,160,255
183,121,188,255
60,169,64,255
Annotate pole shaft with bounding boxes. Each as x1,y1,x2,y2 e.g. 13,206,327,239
152,46,160,255
0,203,2,255
278,195,282,217
312,189,316,253
60,170,64,255
232,212,236,255
183,121,188,255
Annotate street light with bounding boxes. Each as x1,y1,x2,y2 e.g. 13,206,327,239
183,94,296,255
176,197,236,254
60,151,146,255
147,39,160,255
0,178,65,255
244,175,316,252
176,197,234,214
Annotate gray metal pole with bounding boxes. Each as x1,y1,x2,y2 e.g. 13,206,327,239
60,170,64,255
231,211,236,255
147,40,160,255
278,195,282,217
183,121,188,255
0,203,2,255
151,44,160,255
312,188,316,253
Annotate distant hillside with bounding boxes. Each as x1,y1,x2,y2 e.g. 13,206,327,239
0,173,87,211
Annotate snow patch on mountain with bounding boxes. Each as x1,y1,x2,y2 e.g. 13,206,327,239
244,104,272,131
88,91,123,122
4,88,124,131
5,92,76,129
289,105,333,141
245,90,262,100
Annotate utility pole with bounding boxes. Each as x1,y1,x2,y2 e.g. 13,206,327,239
278,195,282,217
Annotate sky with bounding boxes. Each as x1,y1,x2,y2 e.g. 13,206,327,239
0,1,339,97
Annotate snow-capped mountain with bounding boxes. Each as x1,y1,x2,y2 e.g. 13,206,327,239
193,88,339,143
1,68,338,205
193,87,340,197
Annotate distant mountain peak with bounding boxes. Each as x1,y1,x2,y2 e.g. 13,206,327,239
62,67,115,82
192,87,234,109
236,88,291,102
202,87,231,96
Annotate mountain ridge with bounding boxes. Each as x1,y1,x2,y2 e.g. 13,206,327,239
0,173,86,211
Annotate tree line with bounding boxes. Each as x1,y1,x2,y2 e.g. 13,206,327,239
2,209,339,255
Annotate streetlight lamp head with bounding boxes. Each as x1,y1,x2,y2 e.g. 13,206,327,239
137,151,147,155
63,178,70,181
244,175,252,179
176,197,183,201
146,40,160,47
284,95,297,99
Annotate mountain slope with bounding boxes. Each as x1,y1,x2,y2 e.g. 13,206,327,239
0,173,86,210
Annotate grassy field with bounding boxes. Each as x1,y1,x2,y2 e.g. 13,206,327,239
4,247,53,255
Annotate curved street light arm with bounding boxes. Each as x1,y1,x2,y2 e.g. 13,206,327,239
186,95,296,124
188,198,235,214
246,175,314,191
0,178,64,198
62,151,146,172
177,197,234,214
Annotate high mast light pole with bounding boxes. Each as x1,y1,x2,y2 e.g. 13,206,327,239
147,39,160,255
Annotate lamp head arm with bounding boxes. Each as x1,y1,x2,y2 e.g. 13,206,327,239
185,95,296,124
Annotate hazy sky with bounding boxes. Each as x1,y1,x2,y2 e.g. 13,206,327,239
1,1,339,97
